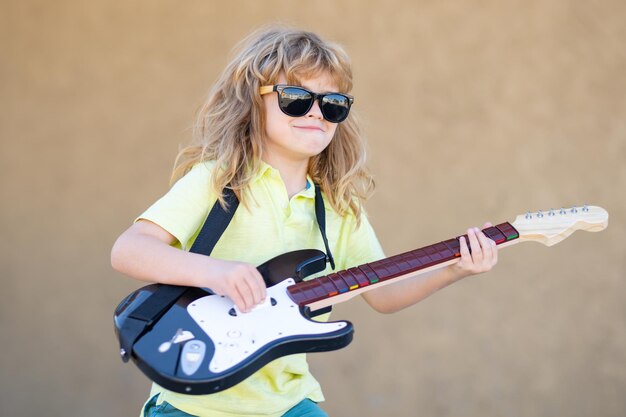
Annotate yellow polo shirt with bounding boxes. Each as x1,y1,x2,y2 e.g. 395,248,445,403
137,160,385,417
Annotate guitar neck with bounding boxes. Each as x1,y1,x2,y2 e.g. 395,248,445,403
287,222,520,311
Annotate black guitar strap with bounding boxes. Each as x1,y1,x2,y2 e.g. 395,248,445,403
188,187,240,256
314,183,335,270
119,184,334,362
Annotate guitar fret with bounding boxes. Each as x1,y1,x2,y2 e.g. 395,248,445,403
398,254,416,270
369,263,388,279
287,285,307,305
328,273,350,293
338,270,359,290
301,282,321,303
413,249,435,268
319,276,339,297
496,222,519,240
307,279,328,299
442,239,461,257
377,260,401,277
483,226,506,244
359,264,380,284
405,255,423,269
434,242,455,259
347,267,370,287
388,258,407,271
425,245,442,261
370,260,401,281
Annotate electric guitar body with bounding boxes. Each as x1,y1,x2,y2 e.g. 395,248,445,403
114,205,608,395
114,249,352,395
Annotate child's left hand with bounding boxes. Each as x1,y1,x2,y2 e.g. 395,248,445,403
451,222,498,279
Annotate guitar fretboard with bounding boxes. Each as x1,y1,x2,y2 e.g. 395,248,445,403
287,222,519,307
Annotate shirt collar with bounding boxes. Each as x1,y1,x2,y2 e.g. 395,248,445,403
253,160,316,199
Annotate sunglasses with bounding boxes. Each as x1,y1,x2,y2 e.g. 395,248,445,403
259,85,354,123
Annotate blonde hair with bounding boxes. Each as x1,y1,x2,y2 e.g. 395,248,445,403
172,26,374,220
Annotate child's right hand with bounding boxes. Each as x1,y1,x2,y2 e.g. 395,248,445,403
111,219,266,313
204,258,267,313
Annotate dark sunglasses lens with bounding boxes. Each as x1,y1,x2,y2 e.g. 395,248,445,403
321,94,350,123
279,87,313,117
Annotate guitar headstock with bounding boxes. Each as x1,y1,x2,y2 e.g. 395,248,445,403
511,205,608,246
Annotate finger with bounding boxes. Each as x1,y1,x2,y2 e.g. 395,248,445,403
229,286,247,313
475,229,494,264
459,235,470,260
235,279,255,312
252,270,267,302
244,268,266,307
467,228,483,261
492,241,498,265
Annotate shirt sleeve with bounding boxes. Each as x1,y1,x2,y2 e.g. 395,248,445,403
136,162,216,250
342,212,386,269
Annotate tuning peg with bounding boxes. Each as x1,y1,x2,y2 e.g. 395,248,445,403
571,206,578,214
582,204,589,212
525,211,532,219
537,210,544,218
548,208,555,216
560,207,567,215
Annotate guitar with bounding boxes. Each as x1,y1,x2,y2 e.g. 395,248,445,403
114,205,608,394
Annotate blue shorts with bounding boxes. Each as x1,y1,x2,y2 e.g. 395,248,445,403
143,394,329,417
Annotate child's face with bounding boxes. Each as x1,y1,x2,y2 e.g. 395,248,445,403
262,73,339,165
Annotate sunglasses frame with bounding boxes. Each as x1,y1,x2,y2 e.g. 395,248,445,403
259,84,354,123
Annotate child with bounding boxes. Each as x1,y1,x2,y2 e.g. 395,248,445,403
111,26,498,417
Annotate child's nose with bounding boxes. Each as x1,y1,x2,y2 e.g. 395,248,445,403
307,99,324,119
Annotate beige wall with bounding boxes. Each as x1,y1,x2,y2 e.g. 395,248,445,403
2,1,625,416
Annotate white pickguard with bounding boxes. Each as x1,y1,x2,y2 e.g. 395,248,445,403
187,278,348,374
